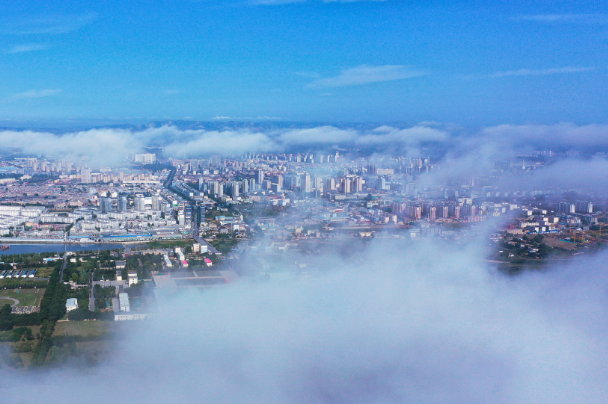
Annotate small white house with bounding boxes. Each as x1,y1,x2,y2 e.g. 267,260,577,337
66,298,78,312
127,270,138,286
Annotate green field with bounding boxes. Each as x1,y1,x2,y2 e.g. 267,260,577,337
34,266,55,278
145,239,194,249
53,320,114,338
0,288,45,307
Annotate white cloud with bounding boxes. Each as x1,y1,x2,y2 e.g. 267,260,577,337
10,89,62,99
5,122,607,170
308,65,427,88
279,126,357,144
0,13,97,35
6,43,50,54
489,66,595,78
481,123,608,148
163,129,279,157
2,233,608,402
0,128,139,167
515,14,608,24
357,125,448,145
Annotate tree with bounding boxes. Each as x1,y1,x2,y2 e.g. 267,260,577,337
0,303,13,331
538,243,552,258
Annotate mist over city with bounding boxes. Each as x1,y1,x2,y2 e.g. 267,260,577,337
1,0,608,403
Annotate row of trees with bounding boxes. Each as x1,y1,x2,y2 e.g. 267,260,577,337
67,308,113,321
0,252,57,266
0,279,47,289
0,261,67,365
30,261,68,366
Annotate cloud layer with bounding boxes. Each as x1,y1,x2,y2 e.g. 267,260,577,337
515,14,608,24
0,13,97,35
1,122,608,167
2,234,608,403
489,66,595,78
10,89,62,100
481,123,608,148
6,43,50,54
308,65,427,88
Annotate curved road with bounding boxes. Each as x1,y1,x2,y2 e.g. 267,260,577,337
0,297,19,307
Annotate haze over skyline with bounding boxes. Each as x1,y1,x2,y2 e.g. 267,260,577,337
1,0,607,125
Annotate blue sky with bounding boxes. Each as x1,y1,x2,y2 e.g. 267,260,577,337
0,0,606,125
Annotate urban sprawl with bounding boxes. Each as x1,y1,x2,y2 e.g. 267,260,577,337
0,148,606,366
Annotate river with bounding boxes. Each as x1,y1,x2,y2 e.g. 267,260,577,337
0,243,144,256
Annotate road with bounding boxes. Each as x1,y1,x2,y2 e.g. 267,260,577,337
89,272,95,312
192,217,220,254
162,164,219,254
59,253,67,282
0,297,19,307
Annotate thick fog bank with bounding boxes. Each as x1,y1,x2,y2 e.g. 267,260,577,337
3,122,608,166
1,237,608,403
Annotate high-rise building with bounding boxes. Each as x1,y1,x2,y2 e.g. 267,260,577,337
208,181,219,195
118,196,128,212
133,153,157,164
100,197,113,214
303,174,312,193
81,168,91,184
228,182,240,199
272,174,284,188
135,195,146,211
152,195,160,211
407,205,422,220
559,202,576,214
449,205,461,219
354,177,364,192
285,174,300,190
257,169,264,184
341,178,351,194
576,200,593,214
210,156,222,167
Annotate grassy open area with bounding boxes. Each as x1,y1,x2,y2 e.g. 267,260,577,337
209,238,241,255
145,239,194,249
53,321,115,338
0,288,45,306
34,266,55,278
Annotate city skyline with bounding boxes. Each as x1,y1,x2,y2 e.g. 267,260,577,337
2,2,608,402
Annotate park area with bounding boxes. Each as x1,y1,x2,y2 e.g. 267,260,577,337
0,288,44,307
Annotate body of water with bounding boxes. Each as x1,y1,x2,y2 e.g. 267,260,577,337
0,243,143,256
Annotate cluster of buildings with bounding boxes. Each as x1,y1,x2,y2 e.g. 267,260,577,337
152,153,607,257
0,169,194,241
2,156,160,185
